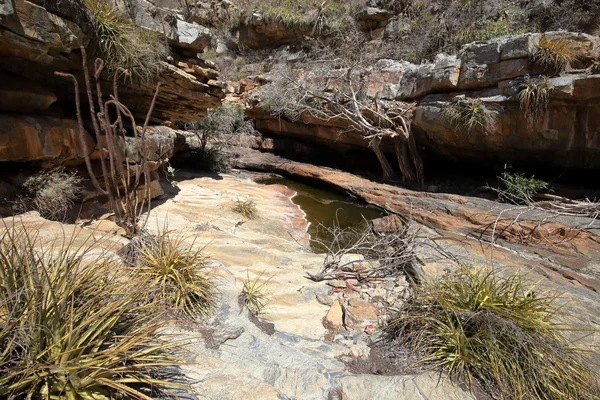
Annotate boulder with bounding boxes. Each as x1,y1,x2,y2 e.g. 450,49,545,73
396,54,461,100
237,12,311,49
2,0,86,52
174,19,211,53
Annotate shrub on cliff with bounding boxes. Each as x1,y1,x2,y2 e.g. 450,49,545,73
518,75,552,125
531,35,580,76
84,0,169,82
176,103,255,172
0,226,186,398
385,266,600,400
443,98,500,135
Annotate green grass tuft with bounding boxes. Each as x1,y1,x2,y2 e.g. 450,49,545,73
84,0,169,82
0,224,184,399
531,36,579,76
518,75,552,125
232,199,258,219
385,266,599,400
443,98,500,134
132,228,217,320
241,269,273,316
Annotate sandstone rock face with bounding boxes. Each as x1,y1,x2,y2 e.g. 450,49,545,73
248,32,600,170
0,0,224,164
237,12,312,49
0,115,93,162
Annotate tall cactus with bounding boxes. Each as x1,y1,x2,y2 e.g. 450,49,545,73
56,46,161,237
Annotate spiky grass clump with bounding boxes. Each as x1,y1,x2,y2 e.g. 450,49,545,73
133,229,216,319
518,76,552,126
531,36,579,76
240,269,272,317
19,169,82,221
84,0,169,82
0,225,183,399
232,199,258,219
443,98,500,134
385,267,599,400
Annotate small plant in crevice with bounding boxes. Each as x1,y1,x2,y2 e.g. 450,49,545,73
498,170,549,204
240,269,273,317
384,266,600,400
518,75,552,126
232,199,258,219
0,225,186,399
531,35,579,76
443,98,501,135
17,169,83,221
130,228,217,320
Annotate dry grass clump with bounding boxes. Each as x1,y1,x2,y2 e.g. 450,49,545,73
518,75,552,125
531,36,579,76
84,0,169,82
0,225,184,399
132,229,216,319
243,0,359,33
444,98,500,135
232,199,258,219
19,169,82,221
385,266,599,400
240,269,272,316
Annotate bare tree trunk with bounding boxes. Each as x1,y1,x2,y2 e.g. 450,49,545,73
407,127,424,189
371,138,396,182
393,122,425,189
393,137,415,185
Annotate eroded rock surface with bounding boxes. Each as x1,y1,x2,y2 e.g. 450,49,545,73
229,148,600,357
0,0,224,136
0,172,478,399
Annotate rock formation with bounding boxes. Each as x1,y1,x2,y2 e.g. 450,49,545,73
0,0,224,166
246,32,600,171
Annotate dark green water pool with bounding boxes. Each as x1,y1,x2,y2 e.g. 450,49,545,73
257,177,386,248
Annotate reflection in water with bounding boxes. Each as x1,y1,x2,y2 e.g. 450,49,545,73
257,177,386,251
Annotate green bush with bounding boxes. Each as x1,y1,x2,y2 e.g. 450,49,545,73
0,226,184,398
499,171,549,203
385,266,599,400
177,104,255,172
